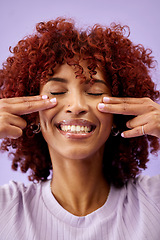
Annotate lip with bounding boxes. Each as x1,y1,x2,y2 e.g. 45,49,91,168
55,119,96,139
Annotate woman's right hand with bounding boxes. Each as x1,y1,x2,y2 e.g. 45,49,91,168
0,95,57,139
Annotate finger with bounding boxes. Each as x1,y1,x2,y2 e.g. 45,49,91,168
98,97,159,116
0,113,27,129
98,102,149,115
122,121,160,138
126,110,160,136
103,96,151,105
1,95,42,104
121,125,146,138
0,113,27,139
126,112,151,129
0,97,57,115
0,124,23,139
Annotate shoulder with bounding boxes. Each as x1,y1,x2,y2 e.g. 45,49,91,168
128,174,160,195
125,174,160,209
107,175,160,238
0,180,51,238
0,180,38,196
0,180,42,210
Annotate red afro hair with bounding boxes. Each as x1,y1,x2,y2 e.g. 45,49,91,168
0,17,159,187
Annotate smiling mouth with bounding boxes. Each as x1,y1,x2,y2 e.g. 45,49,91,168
55,120,96,134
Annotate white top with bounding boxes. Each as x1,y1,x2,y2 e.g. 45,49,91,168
0,175,160,239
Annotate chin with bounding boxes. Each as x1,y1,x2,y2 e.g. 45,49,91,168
61,144,103,161
63,150,91,161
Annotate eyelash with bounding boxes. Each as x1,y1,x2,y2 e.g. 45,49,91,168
50,92,66,95
87,93,103,96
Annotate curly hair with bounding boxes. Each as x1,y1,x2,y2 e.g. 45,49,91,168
0,17,159,187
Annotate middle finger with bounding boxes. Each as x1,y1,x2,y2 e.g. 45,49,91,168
0,97,57,115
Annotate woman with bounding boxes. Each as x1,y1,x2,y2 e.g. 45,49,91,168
0,18,160,239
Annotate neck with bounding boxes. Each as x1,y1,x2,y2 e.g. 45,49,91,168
50,149,110,216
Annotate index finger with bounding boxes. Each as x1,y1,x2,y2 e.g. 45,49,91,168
98,103,144,115
0,96,57,115
1,95,43,104
103,97,149,104
98,97,155,116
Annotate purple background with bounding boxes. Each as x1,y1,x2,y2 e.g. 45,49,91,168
0,0,160,185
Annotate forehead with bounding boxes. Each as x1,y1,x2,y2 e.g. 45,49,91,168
43,65,111,94
40,61,111,93
49,61,106,81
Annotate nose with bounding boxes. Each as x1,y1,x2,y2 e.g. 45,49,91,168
66,92,89,115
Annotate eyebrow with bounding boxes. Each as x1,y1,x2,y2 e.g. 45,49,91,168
48,77,108,86
47,77,68,83
87,79,108,87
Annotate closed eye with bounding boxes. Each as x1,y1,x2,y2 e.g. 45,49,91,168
50,92,104,96
87,93,104,96
50,92,66,95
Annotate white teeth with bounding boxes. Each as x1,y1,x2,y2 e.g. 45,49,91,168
81,126,85,131
71,125,76,132
60,125,91,133
76,126,80,132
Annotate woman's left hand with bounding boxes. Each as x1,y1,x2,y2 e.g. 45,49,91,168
98,97,160,138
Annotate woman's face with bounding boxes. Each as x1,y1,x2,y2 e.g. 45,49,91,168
39,62,113,161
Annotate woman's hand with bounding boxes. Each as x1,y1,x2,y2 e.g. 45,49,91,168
98,97,160,138
0,95,57,139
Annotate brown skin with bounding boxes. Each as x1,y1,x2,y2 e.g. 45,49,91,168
98,97,160,138
0,95,57,139
39,63,112,216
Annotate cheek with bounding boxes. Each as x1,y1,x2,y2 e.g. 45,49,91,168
101,113,113,125
39,108,58,145
90,100,113,131
39,106,60,127
39,110,52,125
97,110,113,132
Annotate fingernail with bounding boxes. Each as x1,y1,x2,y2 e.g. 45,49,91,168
42,95,48,100
121,132,124,138
98,103,105,109
50,98,57,103
103,97,110,103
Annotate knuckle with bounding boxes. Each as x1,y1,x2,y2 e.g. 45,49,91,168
137,127,142,135
144,97,152,103
130,127,142,136
122,98,127,104
143,97,151,103
152,110,160,118
148,104,156,112
122,103,129,112
0,101,8,112
151,111,160,126
0,113,9,122
24,101,32,110
143,97,155,111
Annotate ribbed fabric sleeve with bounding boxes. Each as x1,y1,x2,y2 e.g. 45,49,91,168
0,175,160,239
